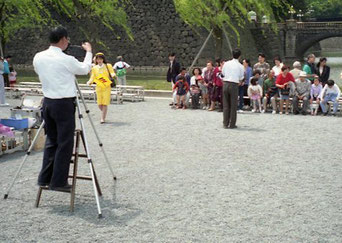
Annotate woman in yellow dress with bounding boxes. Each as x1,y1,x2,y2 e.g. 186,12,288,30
87,52,116,123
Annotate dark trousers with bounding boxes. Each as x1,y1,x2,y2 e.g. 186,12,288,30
191,93,200,109
223,82,238,127
38,97,76,187
3,74,9,87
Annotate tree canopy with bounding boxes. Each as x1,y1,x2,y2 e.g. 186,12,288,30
0,0,132,56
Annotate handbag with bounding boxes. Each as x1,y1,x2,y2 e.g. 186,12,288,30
280,87,290,95
105,63,116,88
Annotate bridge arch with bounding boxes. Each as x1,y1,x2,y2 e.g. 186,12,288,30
296,33,342,58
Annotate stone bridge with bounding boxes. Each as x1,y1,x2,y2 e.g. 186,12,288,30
250,20,342,61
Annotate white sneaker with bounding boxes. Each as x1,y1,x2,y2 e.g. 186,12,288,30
272,110,276,115
261,110,265,113
279,112,283,115
238,109,244,113
202,106,207,110
251,109,256,113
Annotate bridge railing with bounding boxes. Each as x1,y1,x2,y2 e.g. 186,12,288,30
296,22,342,29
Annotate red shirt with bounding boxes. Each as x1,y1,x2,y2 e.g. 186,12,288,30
213,67,223,87
276,72,295,86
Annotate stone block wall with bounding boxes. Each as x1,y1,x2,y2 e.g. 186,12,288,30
6,0,260,67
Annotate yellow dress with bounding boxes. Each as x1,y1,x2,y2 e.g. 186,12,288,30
88,64,115,105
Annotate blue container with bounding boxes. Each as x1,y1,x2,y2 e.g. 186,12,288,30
0,118,28,130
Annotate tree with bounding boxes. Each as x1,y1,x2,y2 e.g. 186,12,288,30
173,0,290,60
0,0,132,56
306,0,342,19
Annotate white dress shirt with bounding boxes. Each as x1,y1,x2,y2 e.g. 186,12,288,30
221,59,244,83
33,46,92,99
319,84,341,100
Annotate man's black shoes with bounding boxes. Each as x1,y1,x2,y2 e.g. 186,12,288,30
49,183,72,193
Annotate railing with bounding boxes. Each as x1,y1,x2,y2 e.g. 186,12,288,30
296,22,342,29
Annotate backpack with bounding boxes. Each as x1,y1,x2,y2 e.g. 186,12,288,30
116,62,127,77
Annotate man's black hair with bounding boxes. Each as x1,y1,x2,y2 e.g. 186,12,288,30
181,67,187,71
49,26,68,44
253,70,261,76
5,55,12,59
258,53,266,58
168,52,176,57
327,79,335,86
232,49,241,59
250,77,258,86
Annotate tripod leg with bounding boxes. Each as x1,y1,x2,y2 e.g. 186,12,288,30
75,81,116,180
79,130,102,196
75,94,102,218
70,130,81,212
4,120,45,199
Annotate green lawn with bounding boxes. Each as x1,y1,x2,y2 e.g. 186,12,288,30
17,70,170,90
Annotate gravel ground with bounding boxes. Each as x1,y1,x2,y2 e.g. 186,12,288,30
0,98,341,242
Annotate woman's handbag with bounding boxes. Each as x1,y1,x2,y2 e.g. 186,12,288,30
280,87,290,95
105,63,116,88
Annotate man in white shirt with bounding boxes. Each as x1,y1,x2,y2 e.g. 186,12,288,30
221,49,245,129
33,26,92,192
113,56,130,86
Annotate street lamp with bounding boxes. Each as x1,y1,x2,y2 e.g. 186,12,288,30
288,5,296,20
297,9,304,22
247,10,257,22
262,15,269,24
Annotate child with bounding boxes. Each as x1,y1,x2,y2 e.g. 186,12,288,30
248,77,263,113
190,68,202,109
173,76,189,109
198,76,209,109
319,79,341,116
310,76,322,116
9,67,17,87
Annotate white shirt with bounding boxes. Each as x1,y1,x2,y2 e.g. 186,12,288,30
247,84,263,97
319,84,341,100
113,61,130,70
272,63,284,76
33,46,92,99
221,59,244,83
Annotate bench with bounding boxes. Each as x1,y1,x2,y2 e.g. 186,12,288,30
116,85,144,102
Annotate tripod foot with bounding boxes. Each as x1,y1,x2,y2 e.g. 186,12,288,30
4,194,8,199
113,176,117,181
98,213,103,219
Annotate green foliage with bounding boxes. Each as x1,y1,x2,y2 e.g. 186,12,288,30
174,0,289,39
306,0,342,18
0,0,132,53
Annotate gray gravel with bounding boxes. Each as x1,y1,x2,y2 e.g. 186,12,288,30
0,98,341,242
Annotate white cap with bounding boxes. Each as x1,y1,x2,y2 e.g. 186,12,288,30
299,71,307,77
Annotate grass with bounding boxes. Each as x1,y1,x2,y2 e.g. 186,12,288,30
17,69,170,90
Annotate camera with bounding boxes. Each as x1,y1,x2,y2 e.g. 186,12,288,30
64,43,86,61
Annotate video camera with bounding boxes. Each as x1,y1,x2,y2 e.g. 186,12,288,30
64,43,86,61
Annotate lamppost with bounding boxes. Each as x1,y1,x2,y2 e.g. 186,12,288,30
297,9,304,22
288,5,296,20
247,10,257,22
262,15,269,24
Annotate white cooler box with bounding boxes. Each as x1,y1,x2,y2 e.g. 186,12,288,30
10,95,43,127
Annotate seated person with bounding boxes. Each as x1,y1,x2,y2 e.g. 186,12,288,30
262,70,278,114
319,79,341,116
310,76,322,116
276,65,295,115
190,71,202,109
173,75,190,109
293,71,311,115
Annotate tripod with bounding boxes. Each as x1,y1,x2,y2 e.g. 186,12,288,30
3,80,116,218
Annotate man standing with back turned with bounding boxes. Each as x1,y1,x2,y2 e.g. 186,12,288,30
222,49,244,129
33,26,93,192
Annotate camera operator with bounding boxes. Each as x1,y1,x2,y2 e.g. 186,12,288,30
33,26,92,192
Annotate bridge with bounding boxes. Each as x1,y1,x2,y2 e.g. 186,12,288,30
250,20,342,61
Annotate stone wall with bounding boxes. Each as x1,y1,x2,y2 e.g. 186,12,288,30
6,0,260,67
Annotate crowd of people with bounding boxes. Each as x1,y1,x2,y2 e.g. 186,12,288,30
167,52,341,116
